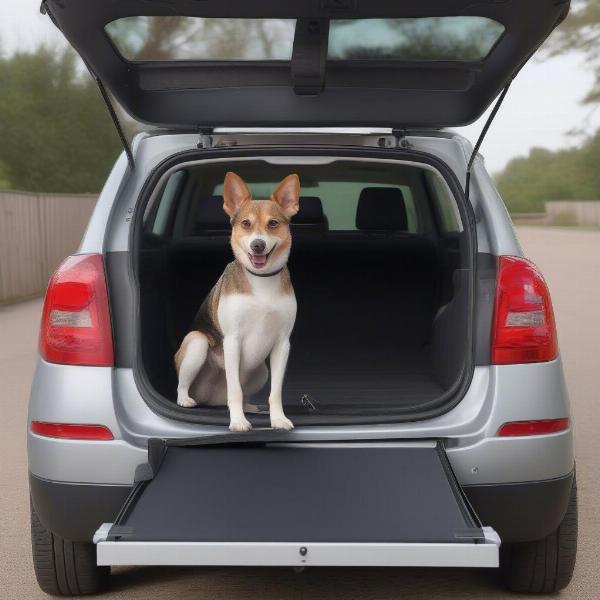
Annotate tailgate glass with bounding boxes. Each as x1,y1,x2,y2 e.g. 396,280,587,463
106,17,296,61
106,16,504,63
328,17,504,61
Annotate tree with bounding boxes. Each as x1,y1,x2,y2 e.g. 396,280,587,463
548,0,600,104
106,16,292,61
0,47,121,192
0,161,10,188
495,130,600,212
494,2,600,210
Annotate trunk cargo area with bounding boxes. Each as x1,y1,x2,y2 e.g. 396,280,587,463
135,155,472,421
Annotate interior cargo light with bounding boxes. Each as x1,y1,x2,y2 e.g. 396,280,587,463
30,421,114,441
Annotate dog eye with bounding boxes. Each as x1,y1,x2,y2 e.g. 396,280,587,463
267,219,279,228
240,219,251,229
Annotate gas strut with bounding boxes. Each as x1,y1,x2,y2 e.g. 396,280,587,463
465,81,512,202
40,0,135,171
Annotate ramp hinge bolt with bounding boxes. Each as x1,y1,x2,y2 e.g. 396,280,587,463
299,546,308,556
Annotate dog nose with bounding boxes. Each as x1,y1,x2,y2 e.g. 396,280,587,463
250,239,266,254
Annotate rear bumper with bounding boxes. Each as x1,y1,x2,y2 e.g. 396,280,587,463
30,470,573,545
29,474,131,542
464,470,574,543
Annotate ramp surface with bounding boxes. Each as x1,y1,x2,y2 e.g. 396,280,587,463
106,442,482,544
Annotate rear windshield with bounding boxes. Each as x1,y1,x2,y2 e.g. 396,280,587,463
106,16,504,63
329,18,504,61
143,159,462,240
106,18,296,61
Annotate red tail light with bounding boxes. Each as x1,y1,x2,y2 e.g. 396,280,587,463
497,418,569,437
491,256,558,365
40,254,114,366
31,421,114,440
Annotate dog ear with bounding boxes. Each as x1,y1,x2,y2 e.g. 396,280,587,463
223,172,252,217
271,174,300,219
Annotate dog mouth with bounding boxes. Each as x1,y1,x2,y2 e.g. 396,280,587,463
248,245,276,269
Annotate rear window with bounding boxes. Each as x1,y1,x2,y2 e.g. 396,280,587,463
106,17,296,61
106,16,504,63
328,17,504,62
143,160,463,241
210,180,418,232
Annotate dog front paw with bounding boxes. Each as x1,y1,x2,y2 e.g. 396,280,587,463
229,416,252,432
177,394,197,408
270,414,294,431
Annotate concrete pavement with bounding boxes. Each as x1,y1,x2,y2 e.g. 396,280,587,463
1,226,599,598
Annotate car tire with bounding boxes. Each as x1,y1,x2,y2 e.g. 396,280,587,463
30,501,110,596
500,475,577,594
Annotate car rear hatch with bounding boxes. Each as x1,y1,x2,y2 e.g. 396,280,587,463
94,436,500,567
42,0,569,129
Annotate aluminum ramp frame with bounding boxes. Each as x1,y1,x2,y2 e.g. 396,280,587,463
95,436,500,568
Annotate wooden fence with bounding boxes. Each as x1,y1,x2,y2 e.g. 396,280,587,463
545,201,600,227
512,201,600,227
0,191,97,303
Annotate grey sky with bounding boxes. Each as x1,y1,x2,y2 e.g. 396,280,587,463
2,0,598,174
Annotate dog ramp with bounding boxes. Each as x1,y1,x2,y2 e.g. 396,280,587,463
94,435,500,567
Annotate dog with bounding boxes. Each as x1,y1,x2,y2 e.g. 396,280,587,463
174,172,300,432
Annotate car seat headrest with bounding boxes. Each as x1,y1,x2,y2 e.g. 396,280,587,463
194,195,230,234
291,196,328,233
356,187,408,232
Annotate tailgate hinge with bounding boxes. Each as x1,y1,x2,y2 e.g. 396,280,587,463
198,128,214,149
392,129,411,149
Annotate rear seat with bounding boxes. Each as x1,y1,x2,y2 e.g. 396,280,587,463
288,189,438,365
168,189,439,355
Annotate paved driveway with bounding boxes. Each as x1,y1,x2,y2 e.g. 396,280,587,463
1,226,598,598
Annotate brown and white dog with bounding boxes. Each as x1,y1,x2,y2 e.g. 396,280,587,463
174,172,300,432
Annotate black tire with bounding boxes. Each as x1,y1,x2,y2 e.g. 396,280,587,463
30,502,110,596
500,475,578,594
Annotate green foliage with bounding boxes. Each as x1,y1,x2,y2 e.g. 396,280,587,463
0,47,121,193
547,0,600,104
0,161,10,188
495,129,600,212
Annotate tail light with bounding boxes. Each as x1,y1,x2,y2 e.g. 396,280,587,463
40,254,114,366
491,256,558,365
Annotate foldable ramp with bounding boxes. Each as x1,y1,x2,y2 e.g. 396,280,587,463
95,437,499,567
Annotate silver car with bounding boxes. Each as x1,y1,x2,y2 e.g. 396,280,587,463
29,0,576,595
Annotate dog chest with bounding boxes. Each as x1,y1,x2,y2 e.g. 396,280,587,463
217,292,296,357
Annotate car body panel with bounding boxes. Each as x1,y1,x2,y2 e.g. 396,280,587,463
28,358,573,486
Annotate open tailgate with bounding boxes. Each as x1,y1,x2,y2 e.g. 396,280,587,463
94,438,500,567
42,0,569,129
